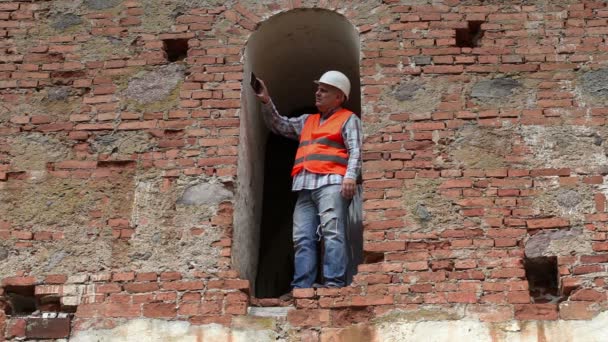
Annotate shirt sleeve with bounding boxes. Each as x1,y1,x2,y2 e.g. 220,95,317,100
261,99,308,141
342,114,362,181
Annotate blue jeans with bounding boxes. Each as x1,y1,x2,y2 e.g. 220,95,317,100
291,184,349,288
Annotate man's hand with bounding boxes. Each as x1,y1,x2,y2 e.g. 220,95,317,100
254,78,270,104
341,178,356,199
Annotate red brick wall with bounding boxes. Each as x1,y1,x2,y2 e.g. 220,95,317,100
1,0,608,339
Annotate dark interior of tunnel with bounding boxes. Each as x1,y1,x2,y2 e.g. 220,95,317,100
255,133,297,298
524,256,560,303
255,107,315,298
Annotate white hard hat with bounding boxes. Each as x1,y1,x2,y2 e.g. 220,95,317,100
315,70,351,100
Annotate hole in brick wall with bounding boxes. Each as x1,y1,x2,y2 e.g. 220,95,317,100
163,38,189,62
363,251,385,264
524,256,561,303
4,285,37,316
455,21,484,48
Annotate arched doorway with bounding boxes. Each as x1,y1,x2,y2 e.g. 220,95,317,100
233,8,362,298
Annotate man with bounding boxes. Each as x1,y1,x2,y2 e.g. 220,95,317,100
254,70,362,289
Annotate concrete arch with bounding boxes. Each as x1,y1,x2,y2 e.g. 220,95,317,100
233,8,361,297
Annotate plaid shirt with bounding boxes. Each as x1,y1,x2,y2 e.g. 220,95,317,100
262,100,362,191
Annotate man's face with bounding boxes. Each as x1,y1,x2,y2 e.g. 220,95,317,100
315,83,343,112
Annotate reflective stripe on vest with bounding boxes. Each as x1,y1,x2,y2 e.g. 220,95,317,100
297,137,345,150
293,153,349,166
291,109,354,177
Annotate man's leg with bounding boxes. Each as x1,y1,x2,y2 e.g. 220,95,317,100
291,190,320,288
314,184,349,287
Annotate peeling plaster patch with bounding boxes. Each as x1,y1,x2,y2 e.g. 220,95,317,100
128,175,229,273
46,86,71,101
71,318,277,342
448,124,516,169
91,131,156,156
177,182,233,205
411,56,432,65
8,133,73,170
0,226,113,278
531,181,595,224
402,179,460,232
80,37,135,62
520,125,608,170
50,14,82,31
471,78,521,99
0,90,81,123
377,320,491,342
599,175,608,204
140,0,225,33
374,307,464,323
83,0,120,10
44,250,68,272
124,65,185,105
381,77,450,114
469,77,536,109
1,178,94,227
525,227,593,258
375,311,608,342
0,246,8,261
579,68,608,106
0,173,133,277
392,82,423,101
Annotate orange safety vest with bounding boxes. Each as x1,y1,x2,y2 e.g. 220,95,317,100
291,108,354,177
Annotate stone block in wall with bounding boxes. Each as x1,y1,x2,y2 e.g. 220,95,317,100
25,317,70,339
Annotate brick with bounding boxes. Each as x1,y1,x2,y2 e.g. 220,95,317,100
466,305,513,322
439,179,472,189
55,160,97,169
490,268,525,279
446,291,477,303
569,289,606,302
111,272,135,282
572,265,603,275
7,318,26,339
293,288,315,299
559,301,601,320
161,280,204,291
2,276,37,286
514,304,558,320
143,303,177,318
124,282,159,293
506,291,530,304
160,272,182,281
351,295,393,306
45,274,68,284
104,303,141,318
95,283,122,293
526,218,570,229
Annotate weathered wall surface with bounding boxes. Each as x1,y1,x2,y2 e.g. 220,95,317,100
0,0,608,340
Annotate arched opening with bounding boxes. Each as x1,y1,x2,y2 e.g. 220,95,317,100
233,8,362,298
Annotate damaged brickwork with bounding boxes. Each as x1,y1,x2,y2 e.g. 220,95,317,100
1,0,608,341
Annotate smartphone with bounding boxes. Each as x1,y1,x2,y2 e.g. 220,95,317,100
250,72,262,94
